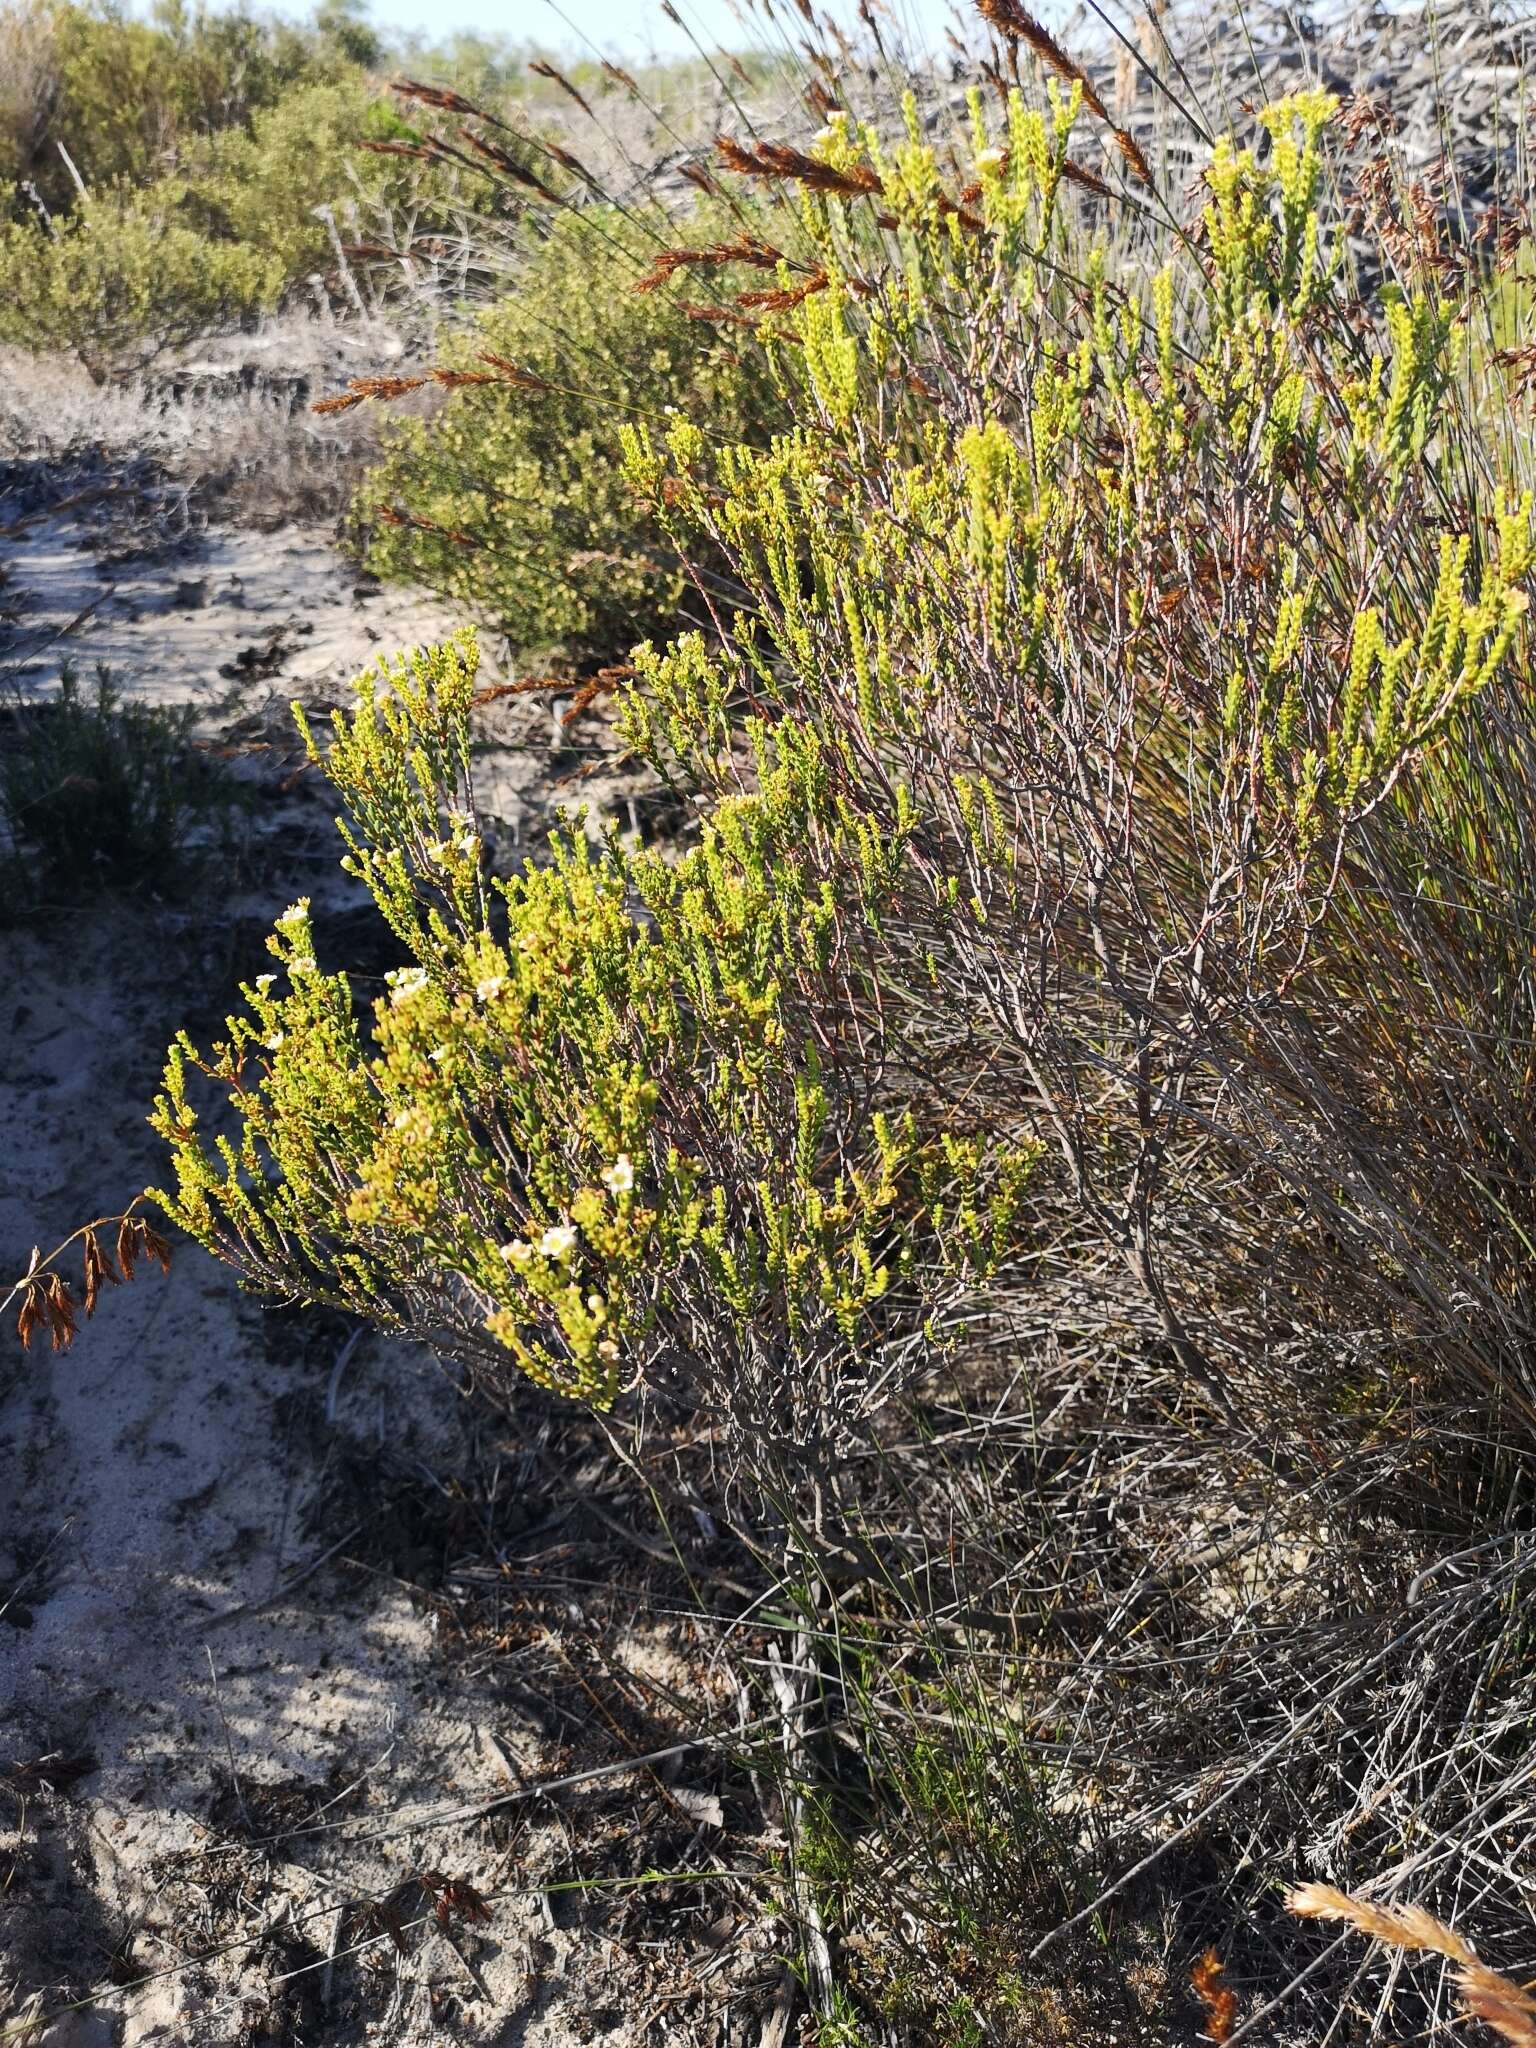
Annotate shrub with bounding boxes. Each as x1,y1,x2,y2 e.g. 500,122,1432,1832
353,205,787,661
0,182,278,375
53,40,1536,2044
188,77,463,289
147,79,1536,1459
149,631,1036,1463
0,666,239,907
0,0,345,208
0,77,482,376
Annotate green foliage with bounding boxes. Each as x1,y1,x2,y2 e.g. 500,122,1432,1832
0,73,469,375
187,78,440,286
0,182,279,374
0,667,239,908
616,84,1534,1401
150,631,1036,1450
355,206,786,661
145,85,1536,1463
2,0,343,209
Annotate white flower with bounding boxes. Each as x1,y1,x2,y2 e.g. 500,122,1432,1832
289,954,317,976
976,146,1007,171
391,1105,432,1140
501,1239,534,1268
388,967,430,1005
586,1293,606,1320
265,1031,285,1051
276,898,310,928
254,973,276,993
597,1338,619,1362
540,1224,577,1261
476,975,506,1004
600,1154,635,1195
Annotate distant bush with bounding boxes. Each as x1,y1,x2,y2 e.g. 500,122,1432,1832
0,184,279,376
0,667,240,907
0,0,348,212
0,74,486,376
355,206,787,661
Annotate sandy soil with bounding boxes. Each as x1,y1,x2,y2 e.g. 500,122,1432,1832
0,475,783,2047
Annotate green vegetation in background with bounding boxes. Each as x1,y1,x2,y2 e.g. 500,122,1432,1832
0,0,542,375
0,667,242,911
0,0,359,210
355,205,789,661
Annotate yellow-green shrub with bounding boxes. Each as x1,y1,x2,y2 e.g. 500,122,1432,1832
150,632,1035,1458
144,84,1536,1464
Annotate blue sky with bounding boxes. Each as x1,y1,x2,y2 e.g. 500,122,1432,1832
377,0,963,64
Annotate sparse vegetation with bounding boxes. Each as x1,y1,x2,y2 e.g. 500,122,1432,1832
0,665,240,907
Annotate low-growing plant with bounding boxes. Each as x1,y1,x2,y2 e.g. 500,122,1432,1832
0,182,279,376
0,666,240,906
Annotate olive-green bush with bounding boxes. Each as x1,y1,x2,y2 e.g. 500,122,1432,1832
0,0,350,210
0,183,279,375
355,207,787,660
0,76,477,375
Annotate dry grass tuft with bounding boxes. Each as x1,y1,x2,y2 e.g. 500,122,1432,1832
1288,1884,1536,2046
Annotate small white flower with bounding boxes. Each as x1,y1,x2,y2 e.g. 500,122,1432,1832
289,954,317,976
389,967,430,1005
976,146,1007,171
597,1338,619,1362
586,1293,606,1319
254,973,276,992
265,1031,285,1051
391,1105,432,1140
600,1154,635,1195
540,1224,577,1260
429,1046,449,1064
476,975,506,1004
501,1238,534,1267
276,898,310,928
